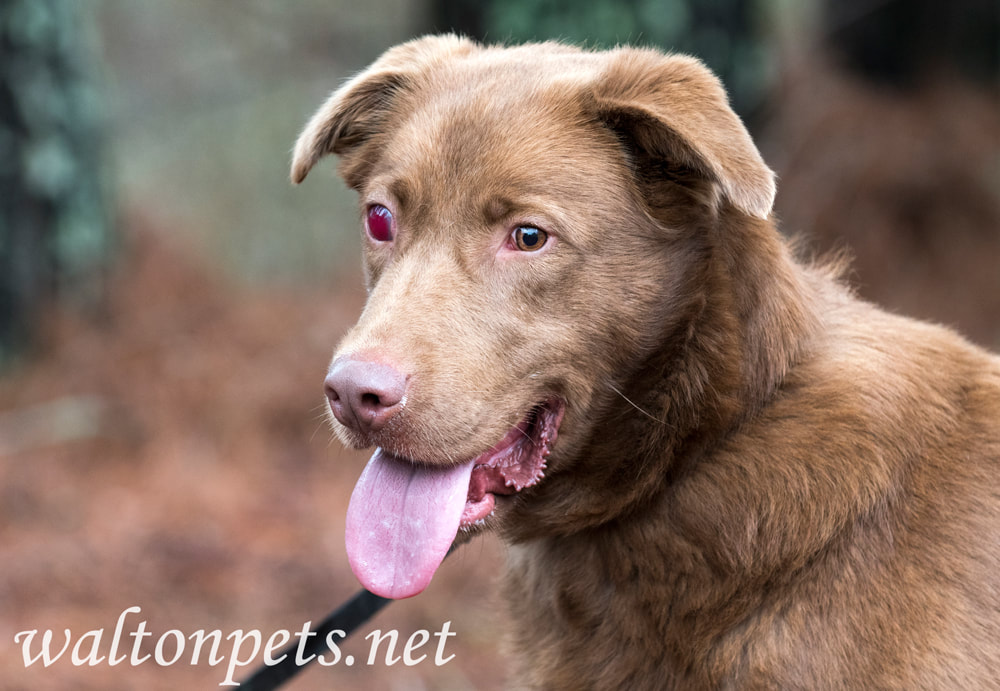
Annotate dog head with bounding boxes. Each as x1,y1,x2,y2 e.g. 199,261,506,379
293,36,774,598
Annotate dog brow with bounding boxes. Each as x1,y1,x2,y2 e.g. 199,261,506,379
482,197,512,224
387,179,413,211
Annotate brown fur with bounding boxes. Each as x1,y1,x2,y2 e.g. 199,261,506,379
293,36,1000,689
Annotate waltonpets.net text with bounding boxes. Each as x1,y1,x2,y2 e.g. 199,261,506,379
14,606,457,686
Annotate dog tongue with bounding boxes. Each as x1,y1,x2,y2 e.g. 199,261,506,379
345,449,474,599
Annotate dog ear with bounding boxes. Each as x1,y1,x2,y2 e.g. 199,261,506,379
592,50,775,219
291,34,475,185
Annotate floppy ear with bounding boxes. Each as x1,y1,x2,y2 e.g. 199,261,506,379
291,34,475,185
592,50,775,219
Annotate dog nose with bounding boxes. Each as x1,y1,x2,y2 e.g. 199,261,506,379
325,357,407,435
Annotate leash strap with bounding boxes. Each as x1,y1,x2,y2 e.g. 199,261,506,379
239,588,390,690
239,542,461,690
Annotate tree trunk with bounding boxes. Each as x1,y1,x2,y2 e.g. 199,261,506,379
0,0,111,365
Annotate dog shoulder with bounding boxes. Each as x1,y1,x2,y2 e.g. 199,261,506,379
664,295,1000,686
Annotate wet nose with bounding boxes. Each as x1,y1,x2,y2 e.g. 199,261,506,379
325,357,407,435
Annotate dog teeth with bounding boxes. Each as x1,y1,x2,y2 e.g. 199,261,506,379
459,516,490,532
522,470,544,488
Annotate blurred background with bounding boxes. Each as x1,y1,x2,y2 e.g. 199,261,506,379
0,0,996,689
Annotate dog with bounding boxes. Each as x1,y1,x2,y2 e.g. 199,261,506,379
291,36,1000,689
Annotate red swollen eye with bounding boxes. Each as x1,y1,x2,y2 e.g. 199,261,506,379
366,204,394,243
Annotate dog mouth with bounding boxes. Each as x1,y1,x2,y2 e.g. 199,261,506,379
344,399,564,599
461,400,563,528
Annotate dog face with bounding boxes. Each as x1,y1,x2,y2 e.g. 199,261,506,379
293,36,774,598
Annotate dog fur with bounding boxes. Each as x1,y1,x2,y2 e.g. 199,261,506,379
293,36,1000,689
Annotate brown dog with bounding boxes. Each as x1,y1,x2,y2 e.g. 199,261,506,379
292,36,1000,689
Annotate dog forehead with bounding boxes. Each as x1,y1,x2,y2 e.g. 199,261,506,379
378,65,624,217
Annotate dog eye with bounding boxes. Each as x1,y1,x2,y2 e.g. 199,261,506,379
365,204,394,243
513,226,547,252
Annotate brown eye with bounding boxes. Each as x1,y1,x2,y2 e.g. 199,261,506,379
513,226,547,252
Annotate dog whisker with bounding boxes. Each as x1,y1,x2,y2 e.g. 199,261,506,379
308,419,328,445
607,382,666,425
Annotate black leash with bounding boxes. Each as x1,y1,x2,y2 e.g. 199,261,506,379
239,588,390,690
239,543,460,690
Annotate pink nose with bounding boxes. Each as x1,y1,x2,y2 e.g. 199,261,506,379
325,357,407,435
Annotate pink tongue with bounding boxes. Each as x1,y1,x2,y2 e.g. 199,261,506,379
345,449,474,599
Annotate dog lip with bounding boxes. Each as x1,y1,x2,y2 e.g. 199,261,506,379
460,398,564,528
